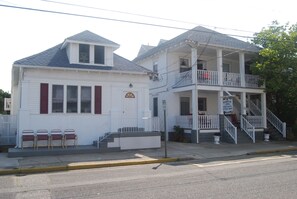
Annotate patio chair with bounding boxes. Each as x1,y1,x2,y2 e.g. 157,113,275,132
63,129,77,148
36,129,50,149
50,129,63,148
21,130,35,149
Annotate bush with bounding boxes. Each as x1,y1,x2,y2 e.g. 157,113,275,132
173,125,185,142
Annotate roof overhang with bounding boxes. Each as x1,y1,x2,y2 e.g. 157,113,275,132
61,39,120,50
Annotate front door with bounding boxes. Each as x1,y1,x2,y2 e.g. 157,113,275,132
123,91,138,128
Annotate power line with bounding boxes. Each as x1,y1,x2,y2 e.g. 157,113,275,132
41,0,256,34
0,4,255,39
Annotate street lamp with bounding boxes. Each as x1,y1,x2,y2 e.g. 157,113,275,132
162,100,167,158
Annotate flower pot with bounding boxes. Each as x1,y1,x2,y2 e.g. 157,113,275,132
214,135,220,144
264,133,270,142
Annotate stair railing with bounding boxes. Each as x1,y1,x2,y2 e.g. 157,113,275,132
97,132,112,148
224,116,237,144
241,115,255,143
267,109,286,138
251,99,286,138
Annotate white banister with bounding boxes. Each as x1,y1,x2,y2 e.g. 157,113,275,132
198,115,219,129
246,116,264,128
174,70,192,87
197,70,219,85
241,115,255,143
267,109,286,138
223,72,241,87
224,116,237,144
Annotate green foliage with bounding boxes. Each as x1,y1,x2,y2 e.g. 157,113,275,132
173,125,185,142
0,89,11,114
252,21,297,126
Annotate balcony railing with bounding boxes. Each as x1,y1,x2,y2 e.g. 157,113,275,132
173,70,262,89
223,72,241,87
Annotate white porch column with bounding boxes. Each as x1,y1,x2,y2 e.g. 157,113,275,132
218,90,223,114
17,80,31,148
261,92,267,128
239,52,245,87
217,49,223,86
191,47,198,133
241,92,247,115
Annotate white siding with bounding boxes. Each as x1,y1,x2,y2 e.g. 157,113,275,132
16,68,150,146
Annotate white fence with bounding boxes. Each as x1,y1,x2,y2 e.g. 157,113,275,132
0,115,17,146
267,109,286,138
197,70,219,86
246,116,264,128
223,72,241,87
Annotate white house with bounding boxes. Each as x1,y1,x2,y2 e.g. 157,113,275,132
134,26,286,144
11,30,160,150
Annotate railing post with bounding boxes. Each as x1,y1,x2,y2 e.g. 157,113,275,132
282,122,286,138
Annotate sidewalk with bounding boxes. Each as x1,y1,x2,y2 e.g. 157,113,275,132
1,141,297,175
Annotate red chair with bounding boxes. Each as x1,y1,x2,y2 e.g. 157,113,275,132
63,129,77,148
50,129,63,148
21,130,35,149
36,129,50,149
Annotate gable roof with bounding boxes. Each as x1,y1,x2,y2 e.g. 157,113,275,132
14,43,149,74
133,26,260,62
62,30,120,49
137,44,155,57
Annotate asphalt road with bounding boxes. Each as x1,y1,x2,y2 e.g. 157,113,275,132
1,152,297,199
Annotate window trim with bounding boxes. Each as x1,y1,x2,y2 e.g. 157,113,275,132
79,44,90,63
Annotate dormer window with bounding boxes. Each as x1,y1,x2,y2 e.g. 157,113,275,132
95,45,105,64
79,44,90,63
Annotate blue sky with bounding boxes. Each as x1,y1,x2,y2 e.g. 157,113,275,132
0,0,296,92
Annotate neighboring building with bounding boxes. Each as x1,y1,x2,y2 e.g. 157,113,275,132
12,30,160,149
134,26,286,143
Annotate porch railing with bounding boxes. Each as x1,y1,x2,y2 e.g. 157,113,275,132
246,116,264,128
223,72,241,87
241,115,255,143
176,115,192,129
249,100,262,116
197,70,219,86
267,109,286,138
224,116,237,144
198,115,219,129
151,117,161,132
175,115,219,129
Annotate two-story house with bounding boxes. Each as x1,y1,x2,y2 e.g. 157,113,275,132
134,26,286,144
11,30,160,150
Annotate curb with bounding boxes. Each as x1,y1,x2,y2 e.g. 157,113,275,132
247,147,297,155
0,157,187,176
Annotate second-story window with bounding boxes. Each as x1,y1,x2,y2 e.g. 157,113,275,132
79,44,90,63
95,45,105,64
180,58,190,73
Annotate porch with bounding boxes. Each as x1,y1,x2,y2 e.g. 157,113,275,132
174,70,263,88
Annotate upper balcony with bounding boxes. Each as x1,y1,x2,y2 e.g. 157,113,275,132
174,69,263,89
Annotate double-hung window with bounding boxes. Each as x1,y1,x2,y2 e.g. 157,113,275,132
79,44,90,63
67,86,78,113
81,86,91,113
52,85,64,113
95,45,105,64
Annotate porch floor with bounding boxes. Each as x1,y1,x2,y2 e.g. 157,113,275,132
8,145,120,158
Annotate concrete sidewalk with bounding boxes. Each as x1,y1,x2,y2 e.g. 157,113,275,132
1,141,297,175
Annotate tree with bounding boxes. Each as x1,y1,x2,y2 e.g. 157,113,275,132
0,89,11,114
252,21,297,126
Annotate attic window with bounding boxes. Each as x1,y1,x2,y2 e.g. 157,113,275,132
79,44,90,63
95,45,105,64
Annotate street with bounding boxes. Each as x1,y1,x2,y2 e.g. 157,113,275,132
1,151,297,199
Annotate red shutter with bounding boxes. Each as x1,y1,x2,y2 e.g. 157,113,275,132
40,83,48,114
95,86,102,114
